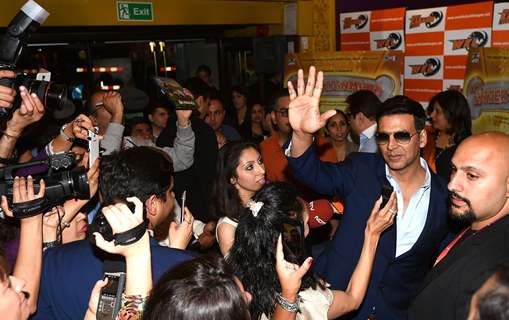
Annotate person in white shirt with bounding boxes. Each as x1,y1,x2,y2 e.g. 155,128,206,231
345,90,381,153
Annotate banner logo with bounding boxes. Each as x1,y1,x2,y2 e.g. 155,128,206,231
450,31,488,51
409,11,443,29
499,9,509,25
374,33,402,50
410,58,441,77
343,15,369,30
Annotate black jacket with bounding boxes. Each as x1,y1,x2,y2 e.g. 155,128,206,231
409,214,509,320
157,115,218,222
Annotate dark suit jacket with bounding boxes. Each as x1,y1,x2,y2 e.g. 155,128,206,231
287,144,450,320
34,238,194,319
409,214,509,320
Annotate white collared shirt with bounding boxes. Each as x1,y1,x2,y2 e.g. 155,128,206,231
359,123,378,153
385,158,432,257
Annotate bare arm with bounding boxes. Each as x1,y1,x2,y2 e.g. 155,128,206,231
217,222,236,257
272,235,313,320
1,177,46,314
87,197,152,320
0,83,45,163
50,114,93,154
327,194,397,319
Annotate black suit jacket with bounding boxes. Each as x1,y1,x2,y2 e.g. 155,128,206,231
157,115,218,222
409,214,509,320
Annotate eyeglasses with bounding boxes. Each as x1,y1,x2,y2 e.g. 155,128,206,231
275,108,289,117
375,131,419,145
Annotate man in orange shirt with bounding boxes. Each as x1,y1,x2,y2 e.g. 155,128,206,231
260,89,327,200
259,90,292,183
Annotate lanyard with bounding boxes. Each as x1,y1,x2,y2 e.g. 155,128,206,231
433,228,469,267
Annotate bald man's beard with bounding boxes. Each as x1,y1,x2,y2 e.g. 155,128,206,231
449,191,477,225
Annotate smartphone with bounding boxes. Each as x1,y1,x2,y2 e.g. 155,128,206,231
280,218,305,263
380,184,394,208
180,190,186,224
88,127,99,168
96,272,126,320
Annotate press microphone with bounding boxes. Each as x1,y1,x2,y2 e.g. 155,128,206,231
307,199,335,229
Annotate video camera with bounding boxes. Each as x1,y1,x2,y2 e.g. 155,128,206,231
0,152,90,218
0,0,74,120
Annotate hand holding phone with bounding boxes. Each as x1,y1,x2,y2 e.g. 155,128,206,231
88,127,99,168
96,272,126,320
180,190,186,224
380,184,394,209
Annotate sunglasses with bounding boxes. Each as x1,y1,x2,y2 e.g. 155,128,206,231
375,131,419,145
275,108,289,117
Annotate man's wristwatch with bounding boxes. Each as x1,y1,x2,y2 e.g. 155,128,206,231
275,293,301,313
60,123,74,142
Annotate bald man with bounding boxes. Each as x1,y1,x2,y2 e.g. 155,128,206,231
409,132,509,320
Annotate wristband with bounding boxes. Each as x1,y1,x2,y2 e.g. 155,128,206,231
60,124,74,142
275,293,301,313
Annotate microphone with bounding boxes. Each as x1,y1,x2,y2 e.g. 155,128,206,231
307,199,335,229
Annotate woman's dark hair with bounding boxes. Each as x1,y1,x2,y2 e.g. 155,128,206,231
99,146,173,206
143,256,250,320
376,95,427,132
227,182,321,319
211,141,260,221
325,109,349,128
231,85,249,101
428,90,472,144
477,266,509,320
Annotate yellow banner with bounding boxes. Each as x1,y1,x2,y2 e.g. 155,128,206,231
284,51,403,111
464,47,509,134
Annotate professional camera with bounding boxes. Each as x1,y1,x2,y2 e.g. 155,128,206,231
0,0,74,120
0,152,90,218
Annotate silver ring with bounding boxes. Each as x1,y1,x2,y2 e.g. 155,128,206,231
61,220,70,228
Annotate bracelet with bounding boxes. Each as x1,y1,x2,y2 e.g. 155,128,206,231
119,293,147,319
275,293,301,313
1,130,20,139
60,124,74,142
43,240,60,250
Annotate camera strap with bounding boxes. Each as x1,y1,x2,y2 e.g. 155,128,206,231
113,220,148,246
12,198,50,219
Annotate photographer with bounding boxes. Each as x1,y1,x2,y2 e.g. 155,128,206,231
34,147,195,319
41,158,99,246
0,71,45,167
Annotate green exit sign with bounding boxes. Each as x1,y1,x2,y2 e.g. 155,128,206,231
117,1,153,21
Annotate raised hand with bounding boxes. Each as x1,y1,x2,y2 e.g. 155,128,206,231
365,192,397,237
0,70,16,108
287,66,336,136
93,197,148,257
6,86,45,136
176,109,192,127
168,207,194,250
1,176,45,217
70,114,94,141
275,234,313,299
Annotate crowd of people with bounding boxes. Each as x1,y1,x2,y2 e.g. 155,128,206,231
0,63,508,320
